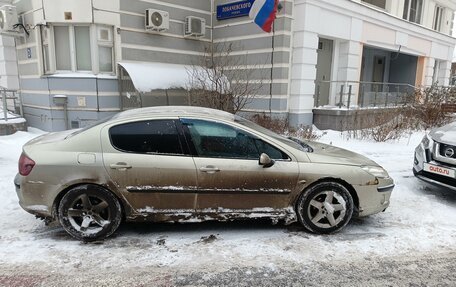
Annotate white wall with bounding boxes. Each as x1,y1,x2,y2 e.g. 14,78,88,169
353,0,456,35
0,36,19,89
291,0,456,114
0,0,19,90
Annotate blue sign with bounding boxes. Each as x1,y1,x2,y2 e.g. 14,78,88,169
217,0,255,20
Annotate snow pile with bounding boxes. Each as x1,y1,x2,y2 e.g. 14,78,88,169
0,128,455,274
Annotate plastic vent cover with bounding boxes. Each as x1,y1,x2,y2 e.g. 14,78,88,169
151,12,163,26
191,18,202,34
185,16,205,36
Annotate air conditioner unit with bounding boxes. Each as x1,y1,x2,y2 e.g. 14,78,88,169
185,16,205,37
0,5,18,32
145,9,169,32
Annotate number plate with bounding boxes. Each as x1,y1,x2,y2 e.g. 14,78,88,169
424,163,456,178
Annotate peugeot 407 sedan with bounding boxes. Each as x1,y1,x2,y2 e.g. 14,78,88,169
15,106,394,241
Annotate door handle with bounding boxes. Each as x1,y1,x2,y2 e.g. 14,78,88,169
200,166,220,174
110,162,132,170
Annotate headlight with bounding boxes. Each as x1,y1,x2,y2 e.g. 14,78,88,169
361,166,390,179
421,134,433,148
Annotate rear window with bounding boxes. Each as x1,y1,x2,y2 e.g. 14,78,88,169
109,120,183,155
65,115,113,139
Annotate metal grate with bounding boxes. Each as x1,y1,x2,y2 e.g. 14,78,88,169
439,143,456,159
1,88,22,121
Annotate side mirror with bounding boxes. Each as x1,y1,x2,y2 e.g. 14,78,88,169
259,153,275,168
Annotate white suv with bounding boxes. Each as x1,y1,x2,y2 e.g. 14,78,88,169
414,122,456,191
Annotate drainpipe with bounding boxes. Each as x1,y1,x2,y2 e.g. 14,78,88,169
2,90,7,122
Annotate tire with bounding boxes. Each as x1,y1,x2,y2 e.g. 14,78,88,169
296,181,354,234
58,184,122,241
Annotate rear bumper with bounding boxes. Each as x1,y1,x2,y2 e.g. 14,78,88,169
14,173,53,218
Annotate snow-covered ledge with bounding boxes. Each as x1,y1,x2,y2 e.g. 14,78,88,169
0,111,27,135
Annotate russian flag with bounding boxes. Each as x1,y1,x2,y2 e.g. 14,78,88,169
249,0,279,33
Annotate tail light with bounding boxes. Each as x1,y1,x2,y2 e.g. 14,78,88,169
19,153,35,176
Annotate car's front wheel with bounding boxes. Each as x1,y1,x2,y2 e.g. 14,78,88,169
296,181,354,234
58,184,122,241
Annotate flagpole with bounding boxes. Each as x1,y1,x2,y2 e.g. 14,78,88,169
269,22,274,116
249,0,279,116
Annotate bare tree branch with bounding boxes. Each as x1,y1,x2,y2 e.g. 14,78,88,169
187,42,266,114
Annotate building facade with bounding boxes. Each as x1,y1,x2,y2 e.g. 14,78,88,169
6,0,456,131
0,0,19,90
294,0,456,128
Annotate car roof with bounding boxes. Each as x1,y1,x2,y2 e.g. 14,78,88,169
111,106,236,121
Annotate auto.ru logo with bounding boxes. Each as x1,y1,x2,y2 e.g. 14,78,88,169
429,165,450,175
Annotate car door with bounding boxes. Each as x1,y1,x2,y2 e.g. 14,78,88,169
101,118,198,211
180,118,300,210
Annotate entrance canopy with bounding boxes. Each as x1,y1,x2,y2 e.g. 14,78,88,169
118,62,191,92
118,61,223,93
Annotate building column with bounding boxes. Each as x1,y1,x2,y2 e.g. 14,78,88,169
333,40,362,107
424,57,435,86
289,30,318,126
415,56,426,86
0,36,19,90
437,60,451,86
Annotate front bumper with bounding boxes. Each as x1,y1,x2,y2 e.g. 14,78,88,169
413,142,456,192
413,168,456,191
355,177,394,217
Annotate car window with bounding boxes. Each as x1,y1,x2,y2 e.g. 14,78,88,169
65,115,113,139
252,138,287,160
234,116,309,152
181,119,288,160
109,120,183,155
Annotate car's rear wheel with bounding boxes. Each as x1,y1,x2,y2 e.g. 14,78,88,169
58,184,122,241
296,182,353,234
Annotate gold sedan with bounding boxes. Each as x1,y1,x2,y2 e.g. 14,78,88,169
14,106,394,241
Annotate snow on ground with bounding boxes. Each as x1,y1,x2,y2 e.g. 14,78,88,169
0,128,455,275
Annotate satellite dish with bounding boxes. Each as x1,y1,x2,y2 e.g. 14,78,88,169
0,12,4,30
151,12,163,27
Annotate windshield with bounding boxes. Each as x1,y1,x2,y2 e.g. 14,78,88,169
234,116,310,152
65,115,114,139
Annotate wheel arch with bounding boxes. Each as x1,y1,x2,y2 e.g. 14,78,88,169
296,177,360,215
52,183,127,221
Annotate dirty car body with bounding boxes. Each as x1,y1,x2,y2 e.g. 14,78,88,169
413,121,456,191
15,106,394,241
